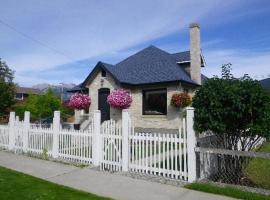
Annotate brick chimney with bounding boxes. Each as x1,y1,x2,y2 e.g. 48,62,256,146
189,23,201,85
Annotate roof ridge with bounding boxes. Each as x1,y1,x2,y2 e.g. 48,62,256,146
98,61,115,67
17,86,41,90
171,50,190,55
116,45,170,66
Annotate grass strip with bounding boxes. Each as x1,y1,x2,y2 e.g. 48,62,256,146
185,182,270,200
0,165,112,200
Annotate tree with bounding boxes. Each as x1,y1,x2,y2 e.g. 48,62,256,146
0,59,16,116
193,64,270,151
15,89,73,121
193,64,270,184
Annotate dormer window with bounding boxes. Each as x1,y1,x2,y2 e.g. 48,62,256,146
101,69,106,77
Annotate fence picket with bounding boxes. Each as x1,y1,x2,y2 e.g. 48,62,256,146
0,125,9,148
184,118,188,180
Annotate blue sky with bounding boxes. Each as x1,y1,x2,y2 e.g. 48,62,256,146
0,0,270,86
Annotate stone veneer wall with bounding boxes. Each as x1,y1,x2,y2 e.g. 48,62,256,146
86,71,121,121
86,71,194,129
128,85,188,129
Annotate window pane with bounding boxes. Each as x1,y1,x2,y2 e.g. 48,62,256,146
15,93,23,100
143,89,167,115
101,69,106,77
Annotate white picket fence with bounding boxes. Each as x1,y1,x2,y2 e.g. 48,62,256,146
0,108,197,182
0,125,9,149
27,127,54,156
58,128,93,164
0,111,95,164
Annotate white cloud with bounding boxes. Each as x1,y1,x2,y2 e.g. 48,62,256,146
7,52,69,73
0,1,245,70
15,75,50,87
0,0,268,85
202,48,270,79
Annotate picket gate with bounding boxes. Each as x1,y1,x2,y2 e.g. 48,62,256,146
100,120,122,171
14,121,24,153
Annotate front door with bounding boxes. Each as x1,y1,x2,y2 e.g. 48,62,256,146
98,88,110,122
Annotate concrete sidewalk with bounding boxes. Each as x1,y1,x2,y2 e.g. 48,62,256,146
0,151,234,200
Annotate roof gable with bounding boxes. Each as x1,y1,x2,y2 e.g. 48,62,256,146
81,62,120,86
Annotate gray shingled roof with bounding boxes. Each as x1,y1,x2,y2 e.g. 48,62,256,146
170,51,190,63
16,87,41,95
171,51,205,66
260,78,270,92
67,83,86,93
81,45,207,87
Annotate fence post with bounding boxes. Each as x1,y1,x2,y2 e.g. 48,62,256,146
8,112,15,151
186,107,197,182
122,109,129,171
52,111,60,158
93,110,101,166
23,111,30,153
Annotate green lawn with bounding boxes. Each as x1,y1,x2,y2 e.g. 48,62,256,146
0,166,112,200
185,182,270,200
245,142,270,189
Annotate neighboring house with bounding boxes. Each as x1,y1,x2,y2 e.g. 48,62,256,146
69,23,207,130
33,83,76,102
260,78,270,92
15,87,41,101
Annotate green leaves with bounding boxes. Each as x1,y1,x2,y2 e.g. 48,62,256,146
0,59,15,116
0,58,14,83
193,65,270,141
15,89,66,121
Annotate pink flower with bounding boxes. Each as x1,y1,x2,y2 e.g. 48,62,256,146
68,93,91,110
107,89,132,109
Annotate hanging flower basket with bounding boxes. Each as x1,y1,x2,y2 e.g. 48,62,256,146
68,92,91,110
170,93,192,108
107,89,132,109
